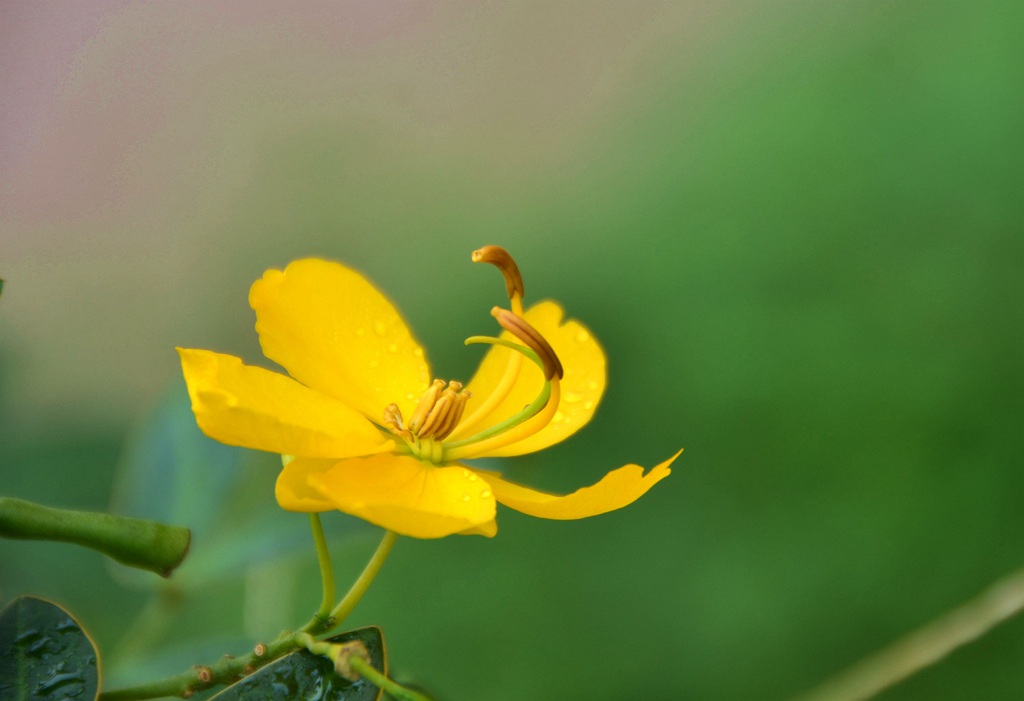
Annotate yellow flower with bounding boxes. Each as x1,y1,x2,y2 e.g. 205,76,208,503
178,247,678,538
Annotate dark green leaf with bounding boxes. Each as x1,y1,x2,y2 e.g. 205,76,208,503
0,597,100,701
211,627,386,701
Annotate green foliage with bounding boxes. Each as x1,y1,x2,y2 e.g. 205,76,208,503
0,597,100,701
211,628,386,701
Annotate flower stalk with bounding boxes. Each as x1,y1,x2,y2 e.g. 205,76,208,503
100,529,397,700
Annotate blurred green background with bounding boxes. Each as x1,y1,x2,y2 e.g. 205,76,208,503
1,2,1021,699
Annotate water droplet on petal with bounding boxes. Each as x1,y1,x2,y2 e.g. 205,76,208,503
462,494,471,502
369,359,379,368
388,343,398,352
413,347,424,357
553,411,565,423
480,489,492,499
374,320,388,336
583,400,594,410
575,329,590,342
564,391,583,403
467,473,478,481
587,381,599,390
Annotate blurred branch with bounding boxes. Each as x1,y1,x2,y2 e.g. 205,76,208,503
791,564,1024,701
0,497,190,577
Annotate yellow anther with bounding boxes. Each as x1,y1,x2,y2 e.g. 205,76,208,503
434,389,471,440
472,245,525,301
418,381,462,438
408,379,446,434
491,307,563,380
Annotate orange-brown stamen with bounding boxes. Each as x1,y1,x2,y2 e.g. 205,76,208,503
491,307,563,380
472,245,524,300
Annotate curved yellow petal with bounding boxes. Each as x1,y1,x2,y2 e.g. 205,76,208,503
455,301,606,457
275,457,339,512
178,348,392,459
303,454,497,539
249,258,432,422
475,450,679,520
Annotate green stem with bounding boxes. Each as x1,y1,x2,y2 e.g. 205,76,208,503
310,530,397,634
790,563,1024,701
101,529,398,699
348,656,433,701
309,513,336,625
0,497,190,577
99,632,298,700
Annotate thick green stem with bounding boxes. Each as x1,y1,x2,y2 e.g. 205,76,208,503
99,632,298,700
309,513,336,625
0,497,190,577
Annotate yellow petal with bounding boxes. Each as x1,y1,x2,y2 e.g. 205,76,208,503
303,454,497,539
249,259,432,422
275,457,339,512
178,348,392,459
456,301,606,456
458,520,498,537
475,450,679,520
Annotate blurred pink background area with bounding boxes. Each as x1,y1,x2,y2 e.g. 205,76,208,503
1,2,718,427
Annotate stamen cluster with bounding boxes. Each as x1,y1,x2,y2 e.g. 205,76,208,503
383,379,471,442
380,246,563,465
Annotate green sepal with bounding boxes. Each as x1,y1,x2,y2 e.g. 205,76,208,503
0,596,100,701
210,627,386,701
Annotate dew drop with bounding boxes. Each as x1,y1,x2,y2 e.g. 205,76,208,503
374,320,388,336
480,489,492,499
467,473,478,481
406,392,416,401
369,359,379,368
387,343,398,352
564,391,583,403
462,494,471,502
587,381,599,390
413,347,424,357
553,411,566,423
584,400,594,410
575,329,590,342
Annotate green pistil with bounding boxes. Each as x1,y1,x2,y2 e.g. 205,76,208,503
439,336,551,460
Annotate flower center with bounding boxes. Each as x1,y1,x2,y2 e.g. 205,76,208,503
380,246,564,466
384,379,471,443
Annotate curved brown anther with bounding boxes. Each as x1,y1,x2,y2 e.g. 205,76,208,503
472,245,525,300
492,307,564,380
